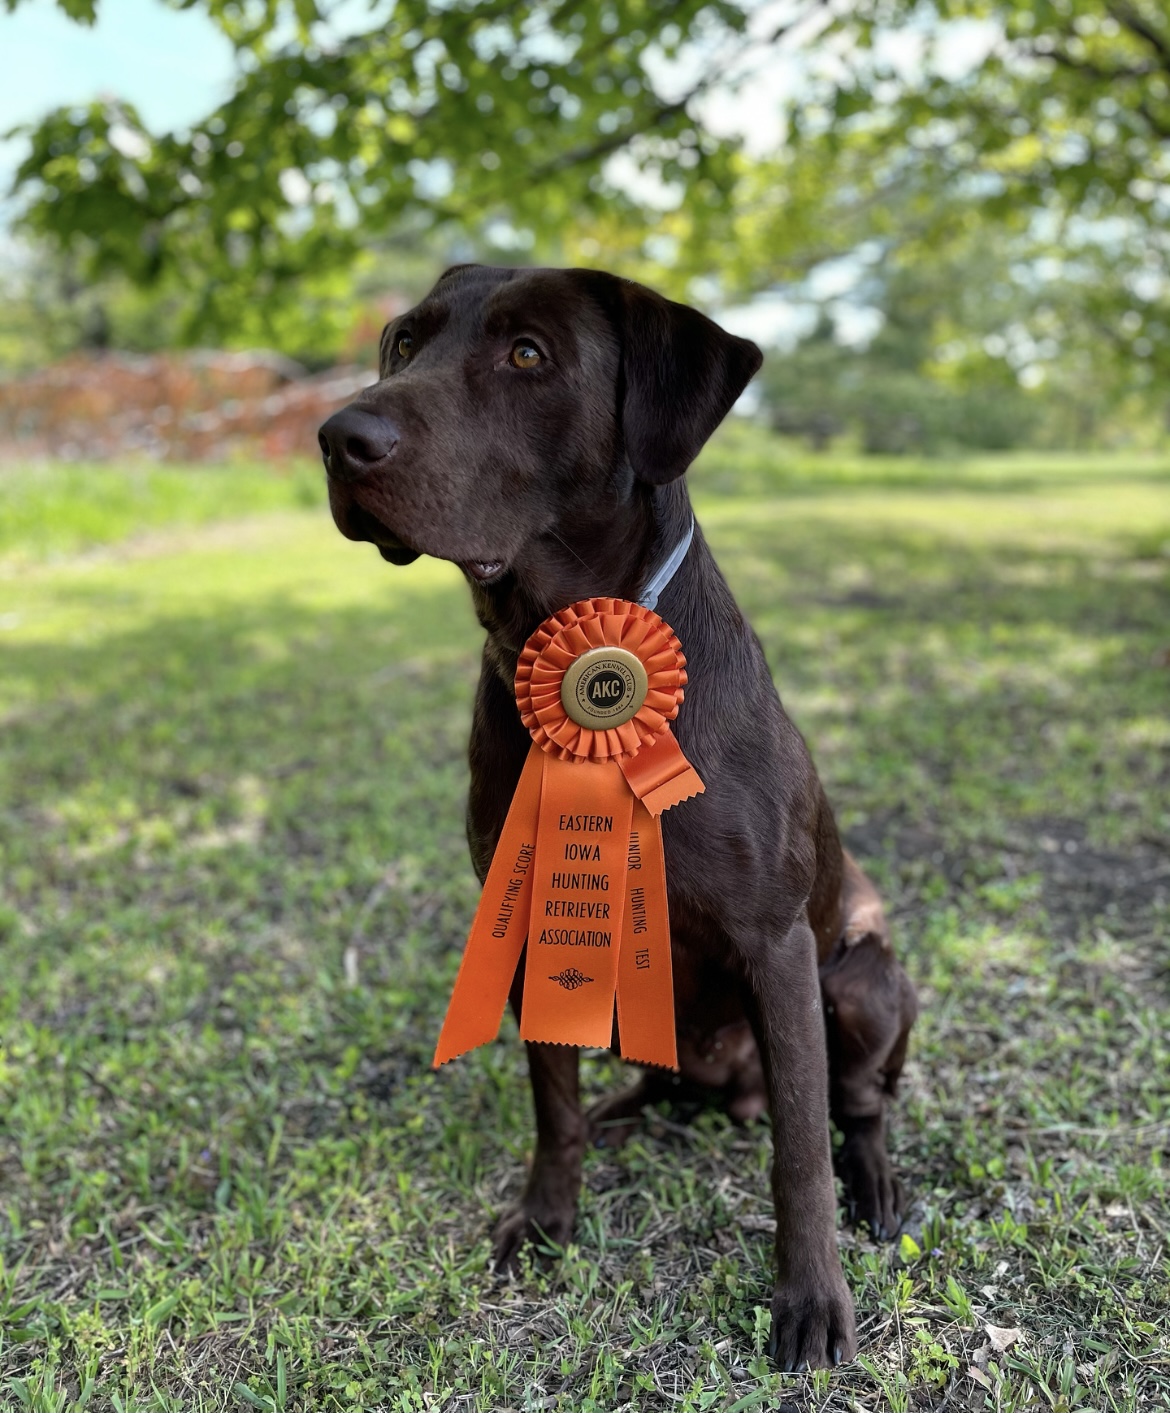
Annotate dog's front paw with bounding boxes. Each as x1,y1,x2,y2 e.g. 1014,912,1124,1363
768,1272,857,1371
491,1199,575,1273
836,1115,905,1242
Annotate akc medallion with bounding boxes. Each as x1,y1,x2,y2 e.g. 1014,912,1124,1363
561,646,648,730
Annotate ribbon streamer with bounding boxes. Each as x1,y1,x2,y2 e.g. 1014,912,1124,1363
434,599,704,1072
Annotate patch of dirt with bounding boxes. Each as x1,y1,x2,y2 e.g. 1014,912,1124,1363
845,811,1170,938
1023,816,1170,935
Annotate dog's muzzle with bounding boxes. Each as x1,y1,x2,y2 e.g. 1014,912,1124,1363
319,407,421,565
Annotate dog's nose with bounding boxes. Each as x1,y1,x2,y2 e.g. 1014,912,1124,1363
318,407,400,480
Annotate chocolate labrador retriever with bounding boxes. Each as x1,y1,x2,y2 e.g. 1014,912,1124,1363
318,264,917,1370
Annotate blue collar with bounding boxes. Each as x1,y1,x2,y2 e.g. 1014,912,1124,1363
637,516,695,612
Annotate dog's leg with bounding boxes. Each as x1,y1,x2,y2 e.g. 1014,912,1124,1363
586,1070,668,1149
746,917,857,1371
820,855,918,1241
822,938,917,1240
585,1069,704,1149
492,1038,586,1271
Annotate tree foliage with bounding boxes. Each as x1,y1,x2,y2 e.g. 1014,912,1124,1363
757,247,1059,455
8,0,757,346
3,0,1168,396
811,0,1170,383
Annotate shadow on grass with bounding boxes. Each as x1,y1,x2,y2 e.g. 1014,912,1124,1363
694,437,1170,502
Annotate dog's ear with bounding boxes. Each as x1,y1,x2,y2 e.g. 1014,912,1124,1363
436,262,481,284
600,277,763,485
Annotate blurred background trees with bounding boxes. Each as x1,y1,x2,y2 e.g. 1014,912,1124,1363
3,0,1168,451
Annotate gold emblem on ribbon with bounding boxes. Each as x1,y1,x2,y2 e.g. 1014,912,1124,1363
561,646,649,730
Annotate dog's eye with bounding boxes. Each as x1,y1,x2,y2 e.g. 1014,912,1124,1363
396,333,414,360
510,342,542,369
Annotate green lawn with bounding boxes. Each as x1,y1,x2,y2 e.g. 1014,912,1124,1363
0,460,323,564
1,432,1167,1411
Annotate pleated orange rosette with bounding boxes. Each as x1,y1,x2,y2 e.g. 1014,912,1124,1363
434,598,705,1070
516,598,685,762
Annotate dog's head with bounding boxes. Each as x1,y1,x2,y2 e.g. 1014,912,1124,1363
319,265,761,587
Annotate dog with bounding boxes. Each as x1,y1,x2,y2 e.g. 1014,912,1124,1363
318,265,918,1370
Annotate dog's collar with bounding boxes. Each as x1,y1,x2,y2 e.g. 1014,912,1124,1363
637,516,695,612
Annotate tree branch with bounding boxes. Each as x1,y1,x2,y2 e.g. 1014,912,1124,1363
527,0,831,186
1137,99,1170,141
526,94,695,182
1106,1,1170,72
1029,43,1156,82
762,0,832,49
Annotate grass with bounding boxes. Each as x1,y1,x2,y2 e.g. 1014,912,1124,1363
0,425,1167,1411
0,460,322,563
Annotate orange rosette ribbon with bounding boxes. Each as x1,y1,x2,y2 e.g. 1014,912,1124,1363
434,598,705,1071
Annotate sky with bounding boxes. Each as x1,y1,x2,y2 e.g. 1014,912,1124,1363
0,0,236,191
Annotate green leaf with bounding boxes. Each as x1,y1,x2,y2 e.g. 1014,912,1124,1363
144,1291,180,1326
232,1384,273,1410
